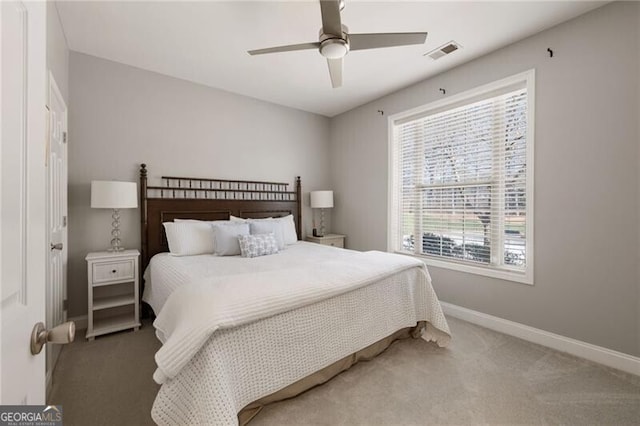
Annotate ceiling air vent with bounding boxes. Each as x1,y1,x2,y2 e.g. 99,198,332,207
425,41,461,60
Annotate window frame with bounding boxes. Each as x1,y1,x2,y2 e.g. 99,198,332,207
387,70,535,285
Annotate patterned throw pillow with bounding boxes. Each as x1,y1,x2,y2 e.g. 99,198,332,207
248,220,285,250
238,233,279,258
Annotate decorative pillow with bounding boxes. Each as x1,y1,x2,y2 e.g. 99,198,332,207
232,215,297,245
163,221,215,256
238,233,279,258
249,220,285,250
211,222,250,256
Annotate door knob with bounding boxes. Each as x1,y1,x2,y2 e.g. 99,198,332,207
30,321,75,355
50,242,63,251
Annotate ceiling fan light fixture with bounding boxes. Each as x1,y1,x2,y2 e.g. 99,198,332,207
320,38,349,59
248,0,428,88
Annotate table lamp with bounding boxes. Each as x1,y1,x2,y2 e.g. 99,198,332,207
310,190,334,237
91,181,138,251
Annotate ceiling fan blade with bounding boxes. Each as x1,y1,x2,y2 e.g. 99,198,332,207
248,42,320,56
327,58,342,88
320,0,343,37
349,32,428,51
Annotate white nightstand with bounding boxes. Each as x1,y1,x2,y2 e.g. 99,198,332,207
306,234,346,248
85,249,141,340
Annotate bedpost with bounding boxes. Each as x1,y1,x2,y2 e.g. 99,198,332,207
296,176,302,240
139,163,151,318
140,163,148,279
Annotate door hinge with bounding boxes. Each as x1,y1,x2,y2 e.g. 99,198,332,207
62,131,67,143
63,216,67,227
63,299,68,311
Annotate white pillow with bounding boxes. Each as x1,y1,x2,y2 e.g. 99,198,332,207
249,220,285,250
163,222,215,256
229,215,247,222
211,222,250,256
238,233,279,258
174,218,227,224
173,219,229,251
277,215,298,245
232,215,297,245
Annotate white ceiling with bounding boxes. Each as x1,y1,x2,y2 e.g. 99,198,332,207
56,1,606,117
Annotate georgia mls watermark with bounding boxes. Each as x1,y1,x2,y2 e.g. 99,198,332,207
0,405,62,426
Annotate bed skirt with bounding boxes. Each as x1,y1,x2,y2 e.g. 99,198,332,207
239,321,426,425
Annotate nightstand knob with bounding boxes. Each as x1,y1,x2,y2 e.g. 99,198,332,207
111,269,117,273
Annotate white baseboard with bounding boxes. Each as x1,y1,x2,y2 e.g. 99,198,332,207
68,315,87,331
440,302,640,376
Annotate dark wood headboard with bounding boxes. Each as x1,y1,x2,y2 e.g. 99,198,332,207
139,163,302,275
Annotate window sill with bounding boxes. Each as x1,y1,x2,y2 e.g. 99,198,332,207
394,251,533,285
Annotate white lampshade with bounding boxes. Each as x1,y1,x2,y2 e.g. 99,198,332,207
310,190,334,209
91,181,138,209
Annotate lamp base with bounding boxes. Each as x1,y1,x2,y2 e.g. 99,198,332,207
319,208,327,238
108,209,125,252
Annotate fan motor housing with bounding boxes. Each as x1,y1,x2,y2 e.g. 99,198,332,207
319,25,350,59
320,38,349,59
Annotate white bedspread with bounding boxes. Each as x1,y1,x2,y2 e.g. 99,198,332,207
153,250,450,385
146,243,451,425
143,242,372,314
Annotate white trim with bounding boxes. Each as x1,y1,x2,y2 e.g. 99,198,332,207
387,69,535,285
68,315,88,331
423,256,531,284
524,70,535,285
386,118,397,253
45,71,69,400
441,302,640,376
388,70,535,124
391,250,531,284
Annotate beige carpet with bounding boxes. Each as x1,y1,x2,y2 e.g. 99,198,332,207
49,316,640,425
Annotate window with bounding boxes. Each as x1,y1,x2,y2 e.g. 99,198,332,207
388,71,534,284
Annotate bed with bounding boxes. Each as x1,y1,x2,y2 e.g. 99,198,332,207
138,164,451,425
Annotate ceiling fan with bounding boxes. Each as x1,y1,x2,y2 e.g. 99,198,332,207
247,0,427,88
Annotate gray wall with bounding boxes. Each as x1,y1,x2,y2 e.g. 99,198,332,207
68,52,331,318
47,1,68,102
637,1,640,359
329,2,640,356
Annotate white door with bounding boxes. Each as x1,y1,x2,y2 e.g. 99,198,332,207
46,74,68,389
1,0,48,403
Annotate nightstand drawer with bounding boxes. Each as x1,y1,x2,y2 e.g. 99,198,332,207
321,238,344,248
92,260,135,284
306,234,346,248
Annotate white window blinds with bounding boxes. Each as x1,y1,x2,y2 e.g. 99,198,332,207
389,72,534,283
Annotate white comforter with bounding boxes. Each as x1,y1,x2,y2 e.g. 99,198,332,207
146,243,451,425
153,250,450,385
144,241,376,314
